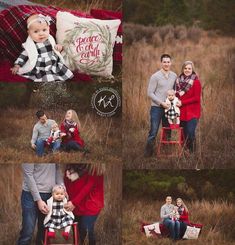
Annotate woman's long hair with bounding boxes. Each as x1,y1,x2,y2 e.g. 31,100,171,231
176,198,189,213
181,60,196,74
66,109,81,129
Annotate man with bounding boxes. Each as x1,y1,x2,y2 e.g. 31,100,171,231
160,196,180,240
31,110,60,156
144,54,179,157
17,163,64,245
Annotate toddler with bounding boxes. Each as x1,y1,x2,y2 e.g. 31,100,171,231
11,14,73,83
170,206,180,221
44,185,74,240
46,122,61,146
165,89,181,128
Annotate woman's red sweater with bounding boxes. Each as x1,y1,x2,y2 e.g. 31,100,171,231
60,122,84,147
179,79,202,121
64,172,104,216
179,209,190,224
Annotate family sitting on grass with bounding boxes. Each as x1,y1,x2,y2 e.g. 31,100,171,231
143,196,202,241
144,54,202,156
31,109,89,157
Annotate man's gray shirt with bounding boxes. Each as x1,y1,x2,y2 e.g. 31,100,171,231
160,203,174,219
31,119,56,145
147,70,177,107
22,163,63,201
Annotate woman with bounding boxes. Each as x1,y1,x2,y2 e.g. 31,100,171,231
60,109,86,152
64,164,104,245
176,198,190,238
160,196,180,240
176,61,202,153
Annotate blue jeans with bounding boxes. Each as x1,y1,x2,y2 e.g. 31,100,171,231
62,141,83,152
17,191,51,245
75,215,98,245
180,118,198,152
145,106,169,155
35,139,61,157
163,218,180,240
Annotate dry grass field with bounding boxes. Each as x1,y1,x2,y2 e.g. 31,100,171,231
123,24,235,169
0,163,122,245
122,198,235,245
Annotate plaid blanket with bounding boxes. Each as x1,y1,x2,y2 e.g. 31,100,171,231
0,5,122,83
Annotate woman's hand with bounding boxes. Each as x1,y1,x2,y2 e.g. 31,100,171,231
176,100,182,107
60,132,67,137
55,44,63,52
69,128,75,133
11,65,20,75
64,201,75,212
31,143,36,150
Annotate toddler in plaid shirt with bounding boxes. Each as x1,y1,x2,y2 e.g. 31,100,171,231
11,14,73,83
165,89,181,127
44,185,74,240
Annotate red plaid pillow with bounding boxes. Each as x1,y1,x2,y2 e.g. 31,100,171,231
90,9,122,62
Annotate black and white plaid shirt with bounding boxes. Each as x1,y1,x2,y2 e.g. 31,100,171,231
15,39,73,82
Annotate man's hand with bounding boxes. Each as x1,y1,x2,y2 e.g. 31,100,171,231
161,102,170,109
54,44,63,52
37,199,49,214
31,143,36,150
64,201,75,212
11,65,20,74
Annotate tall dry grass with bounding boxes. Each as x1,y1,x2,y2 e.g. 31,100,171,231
122,198,235,245
0,163,122,245
0,108,121,163
123,25,235,169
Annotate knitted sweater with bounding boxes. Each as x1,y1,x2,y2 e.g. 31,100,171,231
179,79,201,121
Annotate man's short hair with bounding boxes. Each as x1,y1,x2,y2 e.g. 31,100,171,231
161,54,171,62
36,110,45,119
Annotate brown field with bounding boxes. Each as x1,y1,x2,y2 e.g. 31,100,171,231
122,198,235,245
123,24,235,169
0,163,122,245
0,107,121,163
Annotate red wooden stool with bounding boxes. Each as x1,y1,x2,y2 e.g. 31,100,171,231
43,223,79,245
157,127,184,157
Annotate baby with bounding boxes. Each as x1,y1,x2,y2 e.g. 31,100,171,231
46,123,61,146
165,89,181,128
170,206,180,221
11,14,73,83
44,185,74,240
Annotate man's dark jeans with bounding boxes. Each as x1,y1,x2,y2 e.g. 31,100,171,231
145,106,169,156
17,191,51,245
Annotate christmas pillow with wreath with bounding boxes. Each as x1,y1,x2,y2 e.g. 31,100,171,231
56,11,121,77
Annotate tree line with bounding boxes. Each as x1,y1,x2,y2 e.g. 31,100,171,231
123,170,235,202
124,0,235,35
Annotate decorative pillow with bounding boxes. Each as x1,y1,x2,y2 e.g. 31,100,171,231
56,11,121,77
90,9,122,62
143,222,161,237
183,226,201,239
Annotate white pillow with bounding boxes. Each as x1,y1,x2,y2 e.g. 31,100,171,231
143,222,161,237
56,11,121,77
183,226,201,239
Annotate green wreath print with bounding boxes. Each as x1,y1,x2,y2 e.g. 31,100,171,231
62,21,113,75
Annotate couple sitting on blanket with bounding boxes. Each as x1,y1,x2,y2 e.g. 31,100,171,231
160,196,191,240
31,109,88,157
